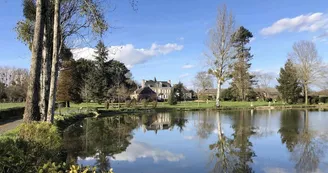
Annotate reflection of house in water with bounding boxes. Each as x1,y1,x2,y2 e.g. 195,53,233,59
142,113,173,134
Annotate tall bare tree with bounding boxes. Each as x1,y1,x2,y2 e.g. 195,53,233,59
289,41,326,105
253,71,275,100
205,4,235,107
24,0,45,122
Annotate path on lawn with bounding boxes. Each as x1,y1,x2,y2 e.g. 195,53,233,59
0,119,23,135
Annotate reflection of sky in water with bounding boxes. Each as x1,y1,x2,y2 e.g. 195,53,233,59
76,110,328,173
113,140,185,162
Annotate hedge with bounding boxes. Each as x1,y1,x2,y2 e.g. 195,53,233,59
0,107,24,123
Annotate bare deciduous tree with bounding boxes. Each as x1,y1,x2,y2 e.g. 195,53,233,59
204,4,235,107
289,41,327,105
193,71,214,91
253,71,275,100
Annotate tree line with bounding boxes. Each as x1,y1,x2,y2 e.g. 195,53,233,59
195,5,328,106
56,40,138,106
16,0,136,123
0,67,28,102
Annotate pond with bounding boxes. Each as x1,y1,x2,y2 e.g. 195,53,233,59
63,110,328,173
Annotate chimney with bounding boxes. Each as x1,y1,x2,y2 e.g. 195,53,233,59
141,79,146,88
168,80,171,87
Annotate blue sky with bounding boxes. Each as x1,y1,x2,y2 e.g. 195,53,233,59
1,0,328,89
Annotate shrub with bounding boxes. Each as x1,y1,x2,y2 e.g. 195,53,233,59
0,122,63,172
125,100,132,108
0,107,24,122
319,96,328,103
152,100,158,108
297,97,304,104
310,96,319,104
141,99,149,108
104,101,110,109
168,91,177,105
19,122,62,152
131,98,137,108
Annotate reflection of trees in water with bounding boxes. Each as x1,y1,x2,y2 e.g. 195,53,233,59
208,111,255,173
278,109,328,173
289,110,325,173
63,115,139,171
278,110,300,152
208,112,237,173
230,111,255,173
196,111,215,140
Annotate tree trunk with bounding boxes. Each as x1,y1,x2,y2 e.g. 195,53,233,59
24,0,45,122
216,79,221,107
39,1,51,121
304,84,308,105
47,0,60,123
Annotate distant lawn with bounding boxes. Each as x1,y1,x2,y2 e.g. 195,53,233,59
0,103,25,110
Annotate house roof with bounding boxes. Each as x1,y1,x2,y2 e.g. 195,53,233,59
135,86,156,95
145,80,171,87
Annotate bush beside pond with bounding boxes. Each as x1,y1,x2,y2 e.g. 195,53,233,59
0,122,63,172
0,107,24,122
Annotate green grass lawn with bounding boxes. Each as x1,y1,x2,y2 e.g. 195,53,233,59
0,103,25,110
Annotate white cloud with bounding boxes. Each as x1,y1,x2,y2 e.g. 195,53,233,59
113,140,184,163
71,43,183,68
179,73,190,78
182,64,194,69
260,13,328,36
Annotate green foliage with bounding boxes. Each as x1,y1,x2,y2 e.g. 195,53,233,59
0,122,62,172
230,26,256,101
221,88,234,101
141,99,149,108
19,122,62,151
319,96,328,103
310,96,319,104
168,89,178,105
276,59,302,104
152,100,158,108
131,98,137,108
57,59,83,104
173,82,186,101
0,107,24,122
125,100,132,108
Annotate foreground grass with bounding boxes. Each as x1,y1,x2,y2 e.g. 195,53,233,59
0,103,24,110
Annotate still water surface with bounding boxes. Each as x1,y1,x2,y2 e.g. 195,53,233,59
63,110,328,173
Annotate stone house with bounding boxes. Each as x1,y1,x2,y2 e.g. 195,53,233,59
141,79,172,100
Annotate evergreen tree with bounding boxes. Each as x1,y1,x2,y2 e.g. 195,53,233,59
56,60,82,106
91,40,109,103
230,26,255,101
173,82,185,101
168,89,177,105
276,59,301,103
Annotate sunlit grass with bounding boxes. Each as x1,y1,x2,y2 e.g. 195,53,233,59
0,103,25,110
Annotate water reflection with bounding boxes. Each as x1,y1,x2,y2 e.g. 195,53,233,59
208,111,255,173
62,110,328,172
